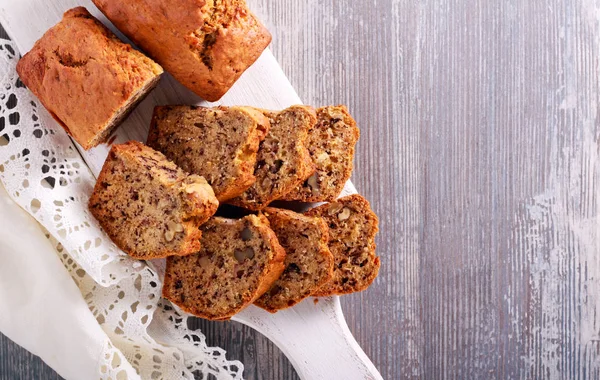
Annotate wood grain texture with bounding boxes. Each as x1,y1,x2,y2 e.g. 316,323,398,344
4,0,600,379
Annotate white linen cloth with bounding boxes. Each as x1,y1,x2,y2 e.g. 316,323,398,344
0,184,129,380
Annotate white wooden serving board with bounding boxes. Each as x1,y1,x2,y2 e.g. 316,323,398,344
0,1,383,379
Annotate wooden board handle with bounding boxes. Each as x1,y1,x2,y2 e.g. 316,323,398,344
234,296,383,380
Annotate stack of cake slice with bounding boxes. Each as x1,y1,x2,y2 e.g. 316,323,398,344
88,105,380,320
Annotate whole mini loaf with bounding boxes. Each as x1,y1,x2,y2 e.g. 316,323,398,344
92,0,272,101
16,7,163,150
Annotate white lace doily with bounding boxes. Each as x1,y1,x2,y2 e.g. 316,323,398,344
0,38,243,379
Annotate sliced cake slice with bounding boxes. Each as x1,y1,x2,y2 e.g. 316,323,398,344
228,105,317,210
283,105,360,202
147,105,270,202
255,208,334,313
89,141,218,259
162,215,286,320
305,194,380,296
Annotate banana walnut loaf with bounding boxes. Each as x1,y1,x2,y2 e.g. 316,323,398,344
92,0,271,101
147,105,270,202
89,141,218,259
255,207,334,313
162,215,286,320
16,7,163,150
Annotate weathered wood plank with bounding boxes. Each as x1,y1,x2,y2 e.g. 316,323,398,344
0,334,62,380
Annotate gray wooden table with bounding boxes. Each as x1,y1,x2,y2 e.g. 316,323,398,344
4,0,600,379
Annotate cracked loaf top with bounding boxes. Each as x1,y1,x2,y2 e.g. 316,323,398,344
92,0,272,102
16,7,163,150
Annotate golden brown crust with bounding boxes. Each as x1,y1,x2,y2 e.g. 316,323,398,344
16,7,163,150
255,208,334,313
89,141,218,259
162,215,285,320
305,194,380,296
283,105,360,202
92,0,271,101
228,105,317,210
147,105,270,202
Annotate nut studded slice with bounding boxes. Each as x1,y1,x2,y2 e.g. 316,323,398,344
305,194,380,296
147,105,270,202
162,215,286,320
228,105,316,211
255,208,334,313
89,141,218,259
283,105,360,202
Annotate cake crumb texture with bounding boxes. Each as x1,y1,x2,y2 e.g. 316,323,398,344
305,194,380,296
162,214,286,320
255,207,334,313
88,141,218,259
284,105,360,202
228,105,316,210
147,105,270,202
